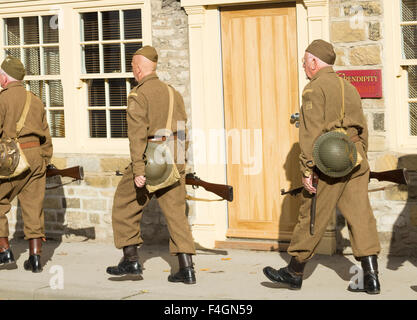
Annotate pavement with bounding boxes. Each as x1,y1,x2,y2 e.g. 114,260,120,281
0,239,416,300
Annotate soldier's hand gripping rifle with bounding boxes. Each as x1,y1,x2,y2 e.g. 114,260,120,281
281,168,417,196
115,170,233,201
46,164,84,189
185,172,233,202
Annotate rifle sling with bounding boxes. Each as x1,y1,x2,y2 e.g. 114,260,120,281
185,195,224,202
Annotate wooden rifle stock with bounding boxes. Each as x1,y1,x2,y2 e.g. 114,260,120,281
46,165,84,181
369,168,416,185
185,173,233,202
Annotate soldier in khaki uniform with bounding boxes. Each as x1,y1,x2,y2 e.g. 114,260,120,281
107,46,197,284
0,56,53,273
263,40,381,294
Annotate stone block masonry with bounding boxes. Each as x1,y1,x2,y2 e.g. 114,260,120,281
9,155,179,245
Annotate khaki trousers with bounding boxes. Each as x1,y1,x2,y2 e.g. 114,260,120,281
112,164,196,255
0,147,46,240
288,153,380,262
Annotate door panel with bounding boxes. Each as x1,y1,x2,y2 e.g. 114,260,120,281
221,4,301,240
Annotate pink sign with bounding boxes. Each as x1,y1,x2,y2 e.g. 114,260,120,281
336,69,382,98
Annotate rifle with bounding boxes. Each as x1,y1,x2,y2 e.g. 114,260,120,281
369,168,416,185
115,171,233,201
281,168,417,196
310,171,319,235
46,164,84,189
185,172,233,202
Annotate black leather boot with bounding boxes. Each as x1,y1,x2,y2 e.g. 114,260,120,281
0,237,15,266
106,245,142,276
24,238,43,273
361,255,380,294
168,253,196,284
263,257,306,290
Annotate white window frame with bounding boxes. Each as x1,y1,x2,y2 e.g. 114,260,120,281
0,0,152,155
384,0,417,152
1,11,65,139
79,8,142,141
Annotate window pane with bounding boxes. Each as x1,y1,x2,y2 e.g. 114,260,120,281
43,15,59,43
103,44,121,73
124,10,142,40
5,18,20,46
402,25,417,59
82,12,98,41
28,80,46,104
24,47,40,75
102,11,120,40
49,80,64,107
88,79,105,107
125,43,142,72
5,48,20,60
49,110,65,137
89,110,107,138
109,79,127,106
110,109,127,138
23,16,39,45
44,47,60,75
410,103,417,136
407,66,417,98
402,0,417,22
83,44,100,73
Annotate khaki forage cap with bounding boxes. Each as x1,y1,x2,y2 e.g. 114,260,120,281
1,56,25,80
134,45,158,63
305,39,336,65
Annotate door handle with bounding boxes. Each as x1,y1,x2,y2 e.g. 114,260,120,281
290,113,299,128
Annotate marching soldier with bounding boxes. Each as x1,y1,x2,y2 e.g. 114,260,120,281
106,46,197,284
263,40,381,294
0,56,53,273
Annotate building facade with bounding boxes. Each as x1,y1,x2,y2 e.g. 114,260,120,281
2,0,416,256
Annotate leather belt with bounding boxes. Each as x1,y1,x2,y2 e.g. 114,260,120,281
20,141,40,149
148,131,182,142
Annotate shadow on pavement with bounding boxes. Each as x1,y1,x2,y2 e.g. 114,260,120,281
10,175,95,271
386,155,417,271
260,252,356,289
107,242,228,282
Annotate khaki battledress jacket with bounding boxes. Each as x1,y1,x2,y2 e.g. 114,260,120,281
0,81,53,240
112,73,195,254
127,73,188,177
288,66,380,261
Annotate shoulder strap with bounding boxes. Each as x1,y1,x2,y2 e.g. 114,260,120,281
338,77,345,126
16,91,32,137
165,84,174,131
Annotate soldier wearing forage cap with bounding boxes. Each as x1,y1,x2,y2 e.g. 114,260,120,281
0,56,53,273
263,39,381,294
106,46,197,284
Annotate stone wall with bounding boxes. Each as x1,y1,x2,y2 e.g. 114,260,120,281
330,0,417,256
9,0,192,246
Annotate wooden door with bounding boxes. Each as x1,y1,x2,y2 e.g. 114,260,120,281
221,4,301,240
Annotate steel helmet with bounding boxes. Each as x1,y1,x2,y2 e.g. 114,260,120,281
312,131,357,178
0,138,20,176
144,142,174,186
